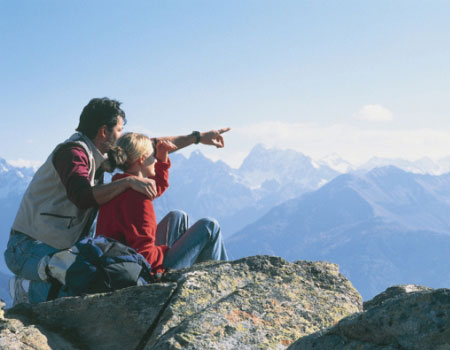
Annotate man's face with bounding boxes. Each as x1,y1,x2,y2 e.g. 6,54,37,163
103,116,124,153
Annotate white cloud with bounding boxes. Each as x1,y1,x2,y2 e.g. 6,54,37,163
198,121,450,168
354,104,394,122
110,120,450,171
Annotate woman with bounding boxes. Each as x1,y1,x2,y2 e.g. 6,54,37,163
96,132,228,275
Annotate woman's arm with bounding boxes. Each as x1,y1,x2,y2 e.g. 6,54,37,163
153,159,170,198
150,140,176,197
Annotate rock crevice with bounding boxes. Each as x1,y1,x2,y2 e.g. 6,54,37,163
134,280,182,350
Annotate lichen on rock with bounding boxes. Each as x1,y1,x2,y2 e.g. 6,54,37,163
0,300,79,350
145,256,362,349
288,286,450,350
3,256,362,350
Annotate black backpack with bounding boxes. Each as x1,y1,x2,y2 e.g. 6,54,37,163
46,236,153,300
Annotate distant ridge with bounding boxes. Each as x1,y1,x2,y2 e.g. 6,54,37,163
226,166,450,299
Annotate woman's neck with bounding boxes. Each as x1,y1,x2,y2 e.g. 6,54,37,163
125,165,144,178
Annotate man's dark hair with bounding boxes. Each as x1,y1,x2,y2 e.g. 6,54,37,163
76,97,127,139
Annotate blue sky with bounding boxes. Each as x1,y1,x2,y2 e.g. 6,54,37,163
2,1,450,168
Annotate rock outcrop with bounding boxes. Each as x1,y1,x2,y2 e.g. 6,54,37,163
0,300,77,350
2,256,361,350
288,285,450,350
362,284,433,310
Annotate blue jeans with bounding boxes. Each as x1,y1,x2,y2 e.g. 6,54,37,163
4,230,69,303
155,210,228,269
5,211,228,303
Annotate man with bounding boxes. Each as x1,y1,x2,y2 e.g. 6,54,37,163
5,97,230,304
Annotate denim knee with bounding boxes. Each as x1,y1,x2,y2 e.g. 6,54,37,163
197,217,221,240
4,245,19,276
4,231,57,281
167,209,188,220
4,233,27,276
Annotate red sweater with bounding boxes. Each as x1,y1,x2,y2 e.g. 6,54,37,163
96,159,171,274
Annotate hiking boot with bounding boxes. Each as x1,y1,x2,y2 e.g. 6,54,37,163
9,276,30,306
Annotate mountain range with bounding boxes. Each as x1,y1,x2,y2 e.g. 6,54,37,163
358,155,450,175
154,145,339,236
226,166,450,299
2,145,450,301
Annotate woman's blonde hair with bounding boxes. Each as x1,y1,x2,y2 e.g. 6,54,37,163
103,132,153,172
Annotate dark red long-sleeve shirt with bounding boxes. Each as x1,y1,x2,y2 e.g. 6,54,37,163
52,144,99,209
95,159,171,274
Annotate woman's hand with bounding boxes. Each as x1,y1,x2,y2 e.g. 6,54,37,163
156,140,177,162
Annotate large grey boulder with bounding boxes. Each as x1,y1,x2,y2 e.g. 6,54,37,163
288,285,450,350
363,284,433,310
4,256,362,350
144,256,362,349
6,282,177,350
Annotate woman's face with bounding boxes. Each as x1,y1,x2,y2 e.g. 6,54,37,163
141,144,156,178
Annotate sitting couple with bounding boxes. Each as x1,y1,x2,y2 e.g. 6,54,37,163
5,97,229,304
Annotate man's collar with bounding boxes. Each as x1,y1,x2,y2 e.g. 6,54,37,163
69,133,107,170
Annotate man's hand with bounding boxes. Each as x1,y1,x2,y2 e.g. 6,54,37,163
129,176,158,200
200,128,231,148
93,176,158,205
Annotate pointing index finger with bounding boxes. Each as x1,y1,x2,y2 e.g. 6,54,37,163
218,127,231,134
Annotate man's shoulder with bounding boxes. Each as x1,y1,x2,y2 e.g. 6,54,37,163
51,142,92,176
52,133,93,159
53,143,89,162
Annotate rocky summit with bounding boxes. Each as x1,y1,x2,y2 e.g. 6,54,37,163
1,257,448,350
0,256,361,349
288,284,450,350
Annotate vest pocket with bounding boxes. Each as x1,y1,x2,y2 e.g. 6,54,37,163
40,213,76,229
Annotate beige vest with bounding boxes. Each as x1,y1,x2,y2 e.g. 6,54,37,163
12,133,105,249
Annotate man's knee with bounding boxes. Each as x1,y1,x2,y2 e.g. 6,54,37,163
4,231,57,281
4,234,26,276
4,245,21,276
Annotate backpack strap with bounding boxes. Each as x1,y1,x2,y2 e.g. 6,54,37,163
45,252,66,301
47,277,63,301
